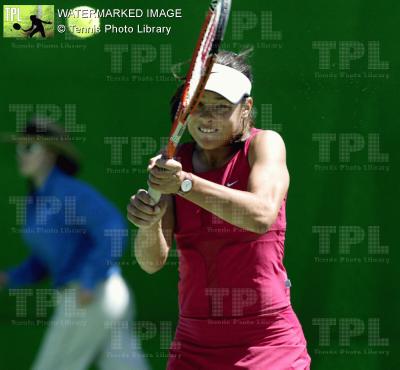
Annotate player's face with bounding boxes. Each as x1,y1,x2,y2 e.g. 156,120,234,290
188,91,245,150
16,143,51,177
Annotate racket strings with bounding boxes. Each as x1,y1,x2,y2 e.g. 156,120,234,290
186,12,217,105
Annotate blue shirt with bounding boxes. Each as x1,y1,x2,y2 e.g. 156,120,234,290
7,167,128,291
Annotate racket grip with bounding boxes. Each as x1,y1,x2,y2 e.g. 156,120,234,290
148,186,162,204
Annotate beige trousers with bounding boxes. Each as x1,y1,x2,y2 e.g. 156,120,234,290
32,274,149,370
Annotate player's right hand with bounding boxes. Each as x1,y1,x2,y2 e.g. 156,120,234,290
127,189,167,229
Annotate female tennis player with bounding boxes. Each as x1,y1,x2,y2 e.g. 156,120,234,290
127,50,311,369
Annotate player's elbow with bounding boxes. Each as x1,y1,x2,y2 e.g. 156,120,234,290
252,219,271,234
137,260,165,275
142,265,162,275
252,203,279,234
134,250,167,274
249,211,271,234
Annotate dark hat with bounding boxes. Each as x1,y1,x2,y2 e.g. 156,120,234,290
2,117,81,175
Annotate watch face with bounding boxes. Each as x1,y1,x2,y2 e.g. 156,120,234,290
181,179,193,193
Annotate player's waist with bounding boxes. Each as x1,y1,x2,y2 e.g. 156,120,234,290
176,304,293,347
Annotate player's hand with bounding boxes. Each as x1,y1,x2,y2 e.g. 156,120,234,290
147,154,184,194
127,189,168,229
0,272,9,290
77,288,95,307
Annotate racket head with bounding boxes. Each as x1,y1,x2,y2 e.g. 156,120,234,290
167,0,232,158
211,0,232,54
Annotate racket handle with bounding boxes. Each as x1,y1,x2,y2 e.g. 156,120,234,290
148,186,162,204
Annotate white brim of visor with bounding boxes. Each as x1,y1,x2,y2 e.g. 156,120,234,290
204,63,252,104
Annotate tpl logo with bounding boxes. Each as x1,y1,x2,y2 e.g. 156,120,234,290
3,5,54,38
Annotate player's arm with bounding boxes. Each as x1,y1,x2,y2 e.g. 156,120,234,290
246,130,289,228
149,131,289,234
187,131,288,233
128,193,174,274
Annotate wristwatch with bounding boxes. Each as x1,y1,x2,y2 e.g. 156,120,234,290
178,172,193,195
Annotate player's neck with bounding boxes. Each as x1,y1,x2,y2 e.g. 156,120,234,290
194,144,237,171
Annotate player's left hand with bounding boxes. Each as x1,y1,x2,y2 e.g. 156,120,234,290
77,288,95,307
147,154,184,194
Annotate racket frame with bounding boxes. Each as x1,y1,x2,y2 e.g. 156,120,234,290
148,0,231,202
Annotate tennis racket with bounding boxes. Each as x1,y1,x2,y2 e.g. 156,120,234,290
148,0,232,203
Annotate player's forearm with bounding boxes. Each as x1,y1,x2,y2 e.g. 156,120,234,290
134,222,170,274
181,175,275,234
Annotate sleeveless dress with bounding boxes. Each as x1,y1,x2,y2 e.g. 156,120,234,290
167,128,311,370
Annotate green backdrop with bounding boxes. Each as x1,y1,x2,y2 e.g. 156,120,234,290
0,1,398,369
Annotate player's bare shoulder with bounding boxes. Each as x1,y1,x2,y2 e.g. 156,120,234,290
248,129,287,166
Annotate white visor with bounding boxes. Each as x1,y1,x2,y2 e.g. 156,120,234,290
204,63,252,104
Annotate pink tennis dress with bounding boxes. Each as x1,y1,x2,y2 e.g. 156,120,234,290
168,128,311,370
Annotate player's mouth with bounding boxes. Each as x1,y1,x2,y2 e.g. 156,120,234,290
198,126,218,134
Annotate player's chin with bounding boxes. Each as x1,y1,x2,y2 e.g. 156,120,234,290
192,133,225,150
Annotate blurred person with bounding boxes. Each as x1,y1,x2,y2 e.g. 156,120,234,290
0,118,149,370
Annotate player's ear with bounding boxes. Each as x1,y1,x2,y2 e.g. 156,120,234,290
242,96,253,117
245,96,253,110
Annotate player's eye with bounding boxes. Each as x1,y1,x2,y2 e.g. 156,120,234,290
213,104,232,114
